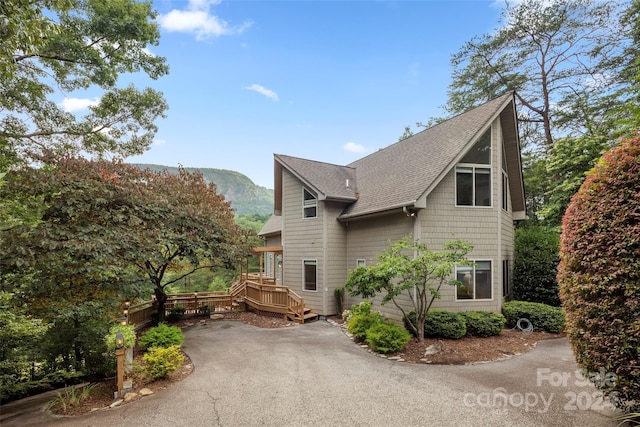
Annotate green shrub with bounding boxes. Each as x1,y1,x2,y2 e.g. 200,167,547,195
365,321,411,353
347,311,383,341
513,225,561,306
142,345,185,379
138,323,184,350
502,301,565,333
424,310,467,339
460,311,506,337
558,135,640,410
166,307,186,322
198,306,211,316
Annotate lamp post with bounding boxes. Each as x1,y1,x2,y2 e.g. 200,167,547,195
115,332,125,398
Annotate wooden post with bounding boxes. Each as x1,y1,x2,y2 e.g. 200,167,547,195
259,252,263,284
116,347,125,398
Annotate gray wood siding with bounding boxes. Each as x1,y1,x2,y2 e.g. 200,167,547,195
281,169,324,312
344,213,414,322
323,201,348,315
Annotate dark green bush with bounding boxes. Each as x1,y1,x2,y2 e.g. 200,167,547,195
558,135,640,410
166,307,186,322
138,323,184,351
198,306,211,316
365,321,411,354
502,301,564,333
513,225,561,306
460,311,506,337
424,310,467,339
142,345,185,379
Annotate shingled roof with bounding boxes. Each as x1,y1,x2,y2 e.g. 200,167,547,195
272,92,523,221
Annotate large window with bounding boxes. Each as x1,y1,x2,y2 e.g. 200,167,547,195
456,167,491,206
303,188,317,218
456,261,492,300
456,129,491,207
303,260,317,291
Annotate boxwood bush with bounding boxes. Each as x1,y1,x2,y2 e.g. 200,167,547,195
460,311,506,337
365,321,411,354
502,301,565,333
558,135,640,410
404,310,467,339
138,323,184,350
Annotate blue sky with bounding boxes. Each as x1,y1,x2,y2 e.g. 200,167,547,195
95,1,505,188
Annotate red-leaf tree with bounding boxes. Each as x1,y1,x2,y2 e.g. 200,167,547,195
558,134,640,411
1,155,246,323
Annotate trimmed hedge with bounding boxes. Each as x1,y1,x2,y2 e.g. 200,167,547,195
502,301,565,333
365,321,411,354
404,310,467,339
558,135,640,409
460,311,506,337
138,323,184,350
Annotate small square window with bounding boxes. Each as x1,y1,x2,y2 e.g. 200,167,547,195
356,259,366,267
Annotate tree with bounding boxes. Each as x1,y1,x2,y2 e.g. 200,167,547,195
558,134,640,411
0,0,168,161
1,156,246,323
344,236,472,342
448,0,626,149
513,224,560,306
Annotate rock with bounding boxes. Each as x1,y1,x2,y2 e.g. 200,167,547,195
124,392,138,402
139,388,154,396
110,399,123,408
424,344,441,356
210,314,224,320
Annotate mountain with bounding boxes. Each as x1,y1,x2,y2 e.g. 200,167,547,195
133,164,274,216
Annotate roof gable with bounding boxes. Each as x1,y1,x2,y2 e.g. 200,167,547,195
270,92,524,221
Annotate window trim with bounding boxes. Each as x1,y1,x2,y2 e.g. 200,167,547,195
302,188,317,219
356,259,366,267
455,260,493,301
455,165,492,208
502,259,511,298
302,259,318,292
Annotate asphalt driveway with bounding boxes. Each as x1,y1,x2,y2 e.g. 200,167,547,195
4,320,617,426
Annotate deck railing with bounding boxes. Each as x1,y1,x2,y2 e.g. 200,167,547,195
127,274,307,325
243,280,305,320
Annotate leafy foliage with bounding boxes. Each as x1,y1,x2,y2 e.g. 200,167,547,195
365,321,411,354
135,164,274,216
513,225,561,306
459,311,506,337
502,301,565,333
142,345,184,379
558,134,640,410
1,0,168,160
345,236,472,342
346,302,383,341
104,324,136,352
138,324,184,351
424,311,467,339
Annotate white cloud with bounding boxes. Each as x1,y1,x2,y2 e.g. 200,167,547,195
158,0,252,40
343,142,366,154
154,138,168,146
60,97,100,112
245,84,279,101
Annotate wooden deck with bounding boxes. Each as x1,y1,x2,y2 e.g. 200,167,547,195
127,275,318,326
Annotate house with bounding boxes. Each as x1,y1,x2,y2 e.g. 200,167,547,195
258,92,526,322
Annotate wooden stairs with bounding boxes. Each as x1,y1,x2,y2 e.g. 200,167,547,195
230,278,319,324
